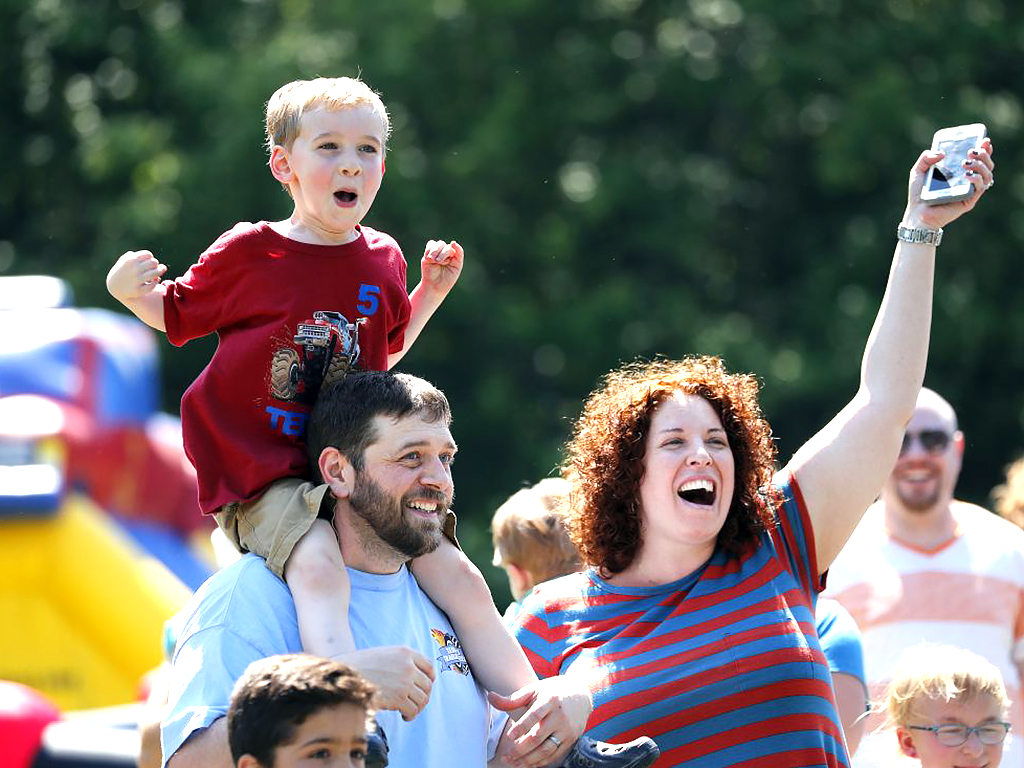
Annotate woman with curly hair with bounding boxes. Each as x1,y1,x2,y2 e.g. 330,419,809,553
512,143,995,768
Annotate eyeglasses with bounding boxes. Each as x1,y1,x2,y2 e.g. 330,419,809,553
909,722,1011,747
899,429,951,456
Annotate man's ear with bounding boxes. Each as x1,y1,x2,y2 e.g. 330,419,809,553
319,446,356,499
269,144,294,185
896,726,918,758
954,429,966,459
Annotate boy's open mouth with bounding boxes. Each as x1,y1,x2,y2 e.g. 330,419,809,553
334,190,357,203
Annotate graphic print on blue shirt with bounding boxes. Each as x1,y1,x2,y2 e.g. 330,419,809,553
430,628,470,675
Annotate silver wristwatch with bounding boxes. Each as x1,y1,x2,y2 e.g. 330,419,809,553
896,223,943,247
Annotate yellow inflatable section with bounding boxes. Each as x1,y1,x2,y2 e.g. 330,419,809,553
0,494,192,710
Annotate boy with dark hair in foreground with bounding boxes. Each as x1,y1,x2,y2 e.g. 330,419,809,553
228,654,379,768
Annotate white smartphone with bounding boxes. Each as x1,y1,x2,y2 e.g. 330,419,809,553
921,123,987,205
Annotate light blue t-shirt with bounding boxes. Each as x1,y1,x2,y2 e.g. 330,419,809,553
815,596,867,687
161,554,504,767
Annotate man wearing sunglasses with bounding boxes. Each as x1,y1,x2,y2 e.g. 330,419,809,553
824,388,1024,768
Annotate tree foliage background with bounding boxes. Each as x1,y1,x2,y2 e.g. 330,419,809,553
3,0,1023,601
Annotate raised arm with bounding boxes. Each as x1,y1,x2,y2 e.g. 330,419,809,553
387,239,463,369
788,140,994,570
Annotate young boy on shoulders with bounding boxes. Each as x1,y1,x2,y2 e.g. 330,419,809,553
107,76,532,713
228,654,378,768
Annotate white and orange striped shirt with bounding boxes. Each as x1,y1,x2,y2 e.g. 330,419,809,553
826,500,1024,768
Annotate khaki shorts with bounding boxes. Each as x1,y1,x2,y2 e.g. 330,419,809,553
215,477,459,578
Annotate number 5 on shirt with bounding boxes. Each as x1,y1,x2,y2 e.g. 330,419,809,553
357,284,381,315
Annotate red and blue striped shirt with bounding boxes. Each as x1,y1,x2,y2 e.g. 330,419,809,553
512,473,848,768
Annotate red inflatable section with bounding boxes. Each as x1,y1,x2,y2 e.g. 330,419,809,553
64,415,206,535
0,304,207,537
0,681,60,768
2,395,206,536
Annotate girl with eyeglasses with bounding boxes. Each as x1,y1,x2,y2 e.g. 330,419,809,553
886,645,1011,768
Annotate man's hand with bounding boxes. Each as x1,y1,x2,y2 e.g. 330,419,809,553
335,646,436,721
420,239,464,299
490,676,593,767
107,250,167,302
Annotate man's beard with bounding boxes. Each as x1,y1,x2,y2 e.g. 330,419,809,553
349,471,447,559
894,475,943,512
897,486,941,512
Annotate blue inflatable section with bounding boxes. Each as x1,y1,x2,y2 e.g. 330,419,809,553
0,291,212,588
115,516,213,591
0,307,158,425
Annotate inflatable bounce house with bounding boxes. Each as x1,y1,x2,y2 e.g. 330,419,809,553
0,276,213,766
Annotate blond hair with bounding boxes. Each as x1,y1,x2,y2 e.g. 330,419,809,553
993,455,1024,530
264,76,391,153
491,477,582,586
885,645,1009,731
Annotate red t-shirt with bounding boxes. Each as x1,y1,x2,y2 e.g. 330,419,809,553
163,221,411,514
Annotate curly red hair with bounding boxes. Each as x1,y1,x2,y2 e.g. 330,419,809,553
564,356,780,576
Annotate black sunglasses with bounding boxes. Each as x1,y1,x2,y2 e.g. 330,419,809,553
899,429,951,456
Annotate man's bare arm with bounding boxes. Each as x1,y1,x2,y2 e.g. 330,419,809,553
166,718,232,768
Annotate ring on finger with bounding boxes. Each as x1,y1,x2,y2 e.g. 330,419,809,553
547,735,563,749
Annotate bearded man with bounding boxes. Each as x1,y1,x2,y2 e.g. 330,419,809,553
160,372,606,768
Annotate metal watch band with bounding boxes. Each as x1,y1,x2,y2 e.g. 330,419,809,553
896,223,943,247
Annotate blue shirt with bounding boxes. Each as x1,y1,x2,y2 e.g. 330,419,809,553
815,597,866,687
161,554,503,768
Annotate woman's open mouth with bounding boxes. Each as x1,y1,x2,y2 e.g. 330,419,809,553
678,479,716,506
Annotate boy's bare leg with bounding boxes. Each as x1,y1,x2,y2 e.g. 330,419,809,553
410,539,536,695
285,519,356,658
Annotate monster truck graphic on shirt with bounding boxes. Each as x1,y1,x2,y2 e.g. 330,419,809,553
269,311,364,405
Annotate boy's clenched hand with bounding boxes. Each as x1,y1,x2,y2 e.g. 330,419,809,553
107,250,168,302
420,239,464,298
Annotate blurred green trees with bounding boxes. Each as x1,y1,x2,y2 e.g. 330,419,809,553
3,0,1023,599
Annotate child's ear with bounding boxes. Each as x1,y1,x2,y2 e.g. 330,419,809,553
319,446,356,500
237,755,265,768
269,145,295,185
896,726,919,758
